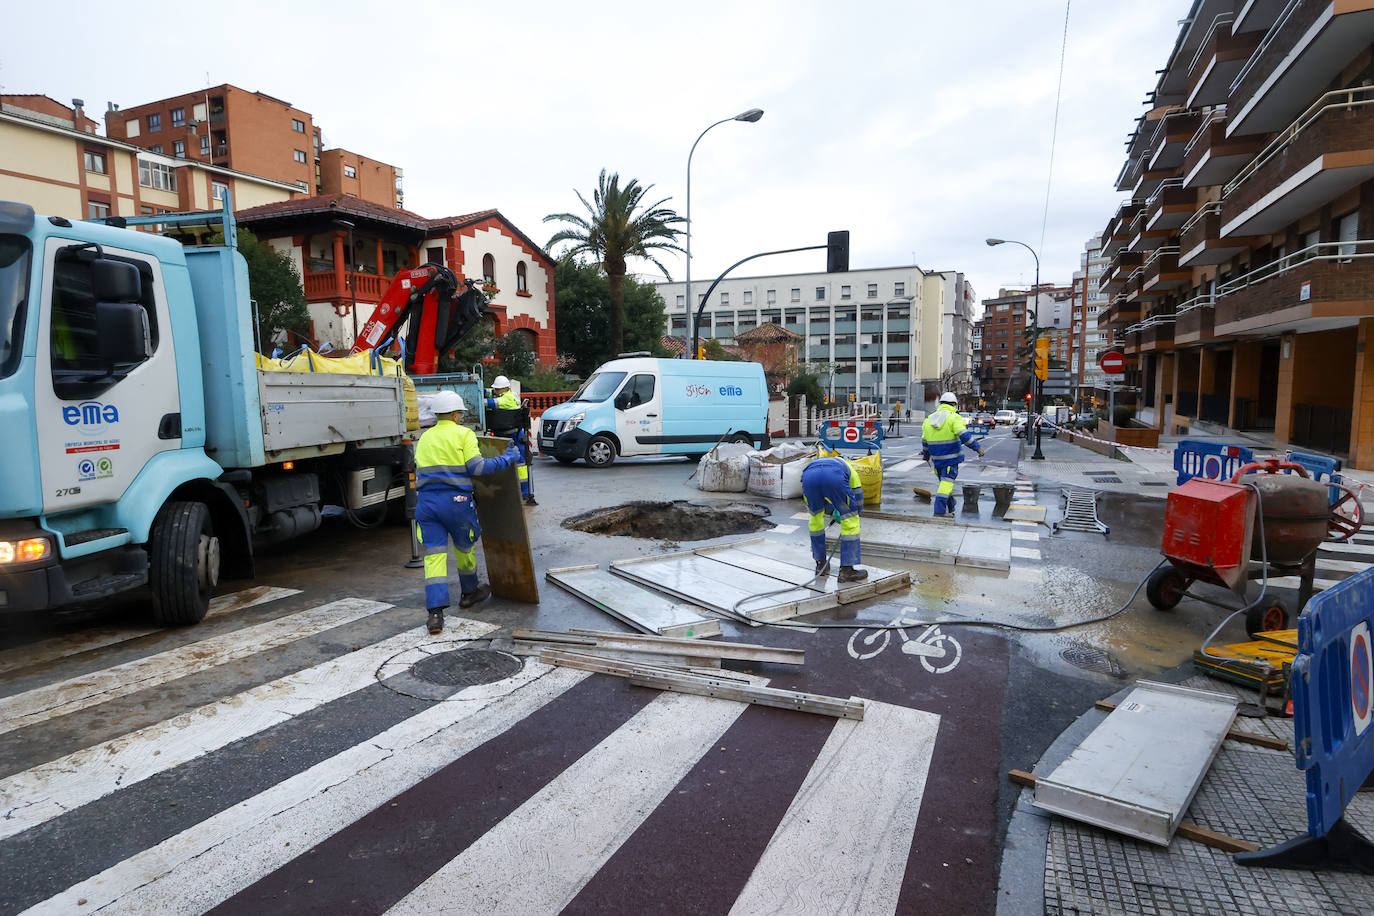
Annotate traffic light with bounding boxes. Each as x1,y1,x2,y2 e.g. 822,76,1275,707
697,345,706,360
1025,392,1032,404
826,230,850,273
1034,337,1050,380
848,392,856,403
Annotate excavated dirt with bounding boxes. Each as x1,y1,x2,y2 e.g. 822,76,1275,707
562,500,774,540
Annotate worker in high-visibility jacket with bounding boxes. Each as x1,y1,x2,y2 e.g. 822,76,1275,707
414,389,522,634
484,375,536,506
921,391,984,517
800,455,868,582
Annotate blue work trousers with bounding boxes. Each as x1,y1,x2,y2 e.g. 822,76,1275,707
932,459,960,515
801,461,861,567
415,485,482,609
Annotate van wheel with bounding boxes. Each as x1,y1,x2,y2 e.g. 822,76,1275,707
149,501,219,626
584,435,617,468
730,433,755,447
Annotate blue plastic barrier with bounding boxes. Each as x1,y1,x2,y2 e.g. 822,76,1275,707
1285,450,1344,506
966,423,991,439
1173,439,1254,486
1235,567,1374,872
819,419,885,453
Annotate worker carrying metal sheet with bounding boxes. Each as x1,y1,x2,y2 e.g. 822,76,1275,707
414,390,523,634
801,456,868,582
485,375,537,506
921,392,984,517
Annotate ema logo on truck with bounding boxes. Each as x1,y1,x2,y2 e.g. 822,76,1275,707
62,401,120,428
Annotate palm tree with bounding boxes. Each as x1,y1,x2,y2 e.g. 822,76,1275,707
544,170,683,356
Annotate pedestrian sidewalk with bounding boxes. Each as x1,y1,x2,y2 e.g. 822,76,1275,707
1014,435,1178,497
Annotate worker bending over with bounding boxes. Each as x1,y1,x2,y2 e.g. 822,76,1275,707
800,455,868,582
921,392,984,517
485,375,536,506
414,390,523,634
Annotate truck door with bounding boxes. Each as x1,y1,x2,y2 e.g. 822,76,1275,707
613,372,661,456
32,238,180,515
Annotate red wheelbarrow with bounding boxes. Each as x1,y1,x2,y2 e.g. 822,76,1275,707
1146,459,1364,636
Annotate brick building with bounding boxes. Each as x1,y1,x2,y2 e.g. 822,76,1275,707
1097,0,1374,465
237,194,555,362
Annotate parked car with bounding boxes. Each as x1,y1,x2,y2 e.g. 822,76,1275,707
994,409,1016,426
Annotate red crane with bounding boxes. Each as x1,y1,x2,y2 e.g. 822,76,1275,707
349,264,488,375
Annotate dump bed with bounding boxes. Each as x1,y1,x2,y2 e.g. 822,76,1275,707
258,370,406,461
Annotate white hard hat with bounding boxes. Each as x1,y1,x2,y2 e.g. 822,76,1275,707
431,390,465,415
492,375,511,390
939,392,959,405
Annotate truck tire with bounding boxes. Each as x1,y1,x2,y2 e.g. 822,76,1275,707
149,501,220,626
584,435,617,468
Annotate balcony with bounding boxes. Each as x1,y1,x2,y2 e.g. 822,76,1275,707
1127,202,1175,252
1132,165,1182,200
1214,239,1374,335
1174,295,1217,343
1153,0,1234,105
1101,201,1145,256
1116,154,1144,193
1147,109,1204,171
1100,293,1142,329
1228,1,1374,137
1101,251,1144,294
1221,87,1374,237
1143,247,1190,294
1182,110,1266,188
1185,14,1260,107
1123,329,1141,356
1138,315,1177,352
1145,179,1196,231
1179,202,1263,266
1233,0,1287,34
304,270,392,301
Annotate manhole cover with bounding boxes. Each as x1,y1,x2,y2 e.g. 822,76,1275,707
379,646,525,700
1060,643,1125,678
563,500,773,540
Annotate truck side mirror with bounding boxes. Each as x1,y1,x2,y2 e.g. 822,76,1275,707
96,301,151,363
91,258,143,302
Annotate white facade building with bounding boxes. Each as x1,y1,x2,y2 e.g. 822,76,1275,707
1078,236,1111,392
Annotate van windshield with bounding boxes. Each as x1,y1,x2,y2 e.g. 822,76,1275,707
570,371,627,403
0,235,31,380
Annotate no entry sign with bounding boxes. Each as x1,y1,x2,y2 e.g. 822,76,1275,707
1099,351,1126,375
842,426,861,443
1353,622,1372,736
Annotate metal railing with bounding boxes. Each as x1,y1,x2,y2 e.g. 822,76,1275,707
1180,201,1221,237
1216,239,1374,298
1145,245,1181,269
1188,11,1237,74
1183,107,1227,160
1224,85,1374,198
1174,292,1217,314
1229,0,1303,95
1148,107,1203,150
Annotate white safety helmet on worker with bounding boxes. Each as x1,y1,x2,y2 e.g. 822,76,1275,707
939,392,959,406
430,390,465,415
492,375,511,390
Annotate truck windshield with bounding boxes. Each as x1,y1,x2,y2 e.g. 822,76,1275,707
0,235,30,380
571,371,627,403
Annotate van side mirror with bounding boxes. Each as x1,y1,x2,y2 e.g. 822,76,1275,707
96,302,151,363
91,258,143,302
614,391,631,410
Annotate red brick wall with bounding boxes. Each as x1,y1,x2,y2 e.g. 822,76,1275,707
318,149,398,207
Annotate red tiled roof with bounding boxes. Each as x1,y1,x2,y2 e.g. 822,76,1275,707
661,335,687,355
734,323,801,343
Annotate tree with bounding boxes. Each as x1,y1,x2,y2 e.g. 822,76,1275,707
553,256,667,376
209,228,309,349
544,170,683,355
786,371,825,405
703,339,738,361
494,330,535,380
437,316,496,373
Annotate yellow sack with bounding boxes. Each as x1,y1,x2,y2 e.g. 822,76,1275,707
819,446,883,505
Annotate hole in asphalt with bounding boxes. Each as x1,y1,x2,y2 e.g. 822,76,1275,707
411,648,524,687
563,500,774,540
1060,642,1126,678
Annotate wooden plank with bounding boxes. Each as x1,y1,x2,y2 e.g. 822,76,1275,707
471,435,539,603
1094,700,1288,751
1006,769,1260,853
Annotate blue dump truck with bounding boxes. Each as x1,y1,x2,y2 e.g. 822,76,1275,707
0,199,412,624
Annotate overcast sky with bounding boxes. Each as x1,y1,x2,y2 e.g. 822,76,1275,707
7,0,1186,309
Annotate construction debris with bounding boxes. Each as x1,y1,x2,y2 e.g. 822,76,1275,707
510,628,805,670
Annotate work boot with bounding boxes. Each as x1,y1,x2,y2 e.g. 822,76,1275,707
838,566,869,583
524,495,539,507
815,559,831,577
426,608,446,635
459,584,492,609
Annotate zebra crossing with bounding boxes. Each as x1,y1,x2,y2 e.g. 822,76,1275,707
0,587,946,915
1267,531,1374,594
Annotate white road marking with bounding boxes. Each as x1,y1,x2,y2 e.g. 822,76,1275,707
1319,541,1374,557
728,700,940,915
24,663,588,916
888,459,921,474
0,598,391,736
0,618,496,841
1267,576,1344,591
1012,547,1042,561
1311,557,1371,574
1008,566,1044,583
0,586,300,678
1011,530,1040,542
386,688,756,916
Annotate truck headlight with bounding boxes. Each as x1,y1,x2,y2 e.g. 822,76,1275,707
561,413,586,434
0,538,51,564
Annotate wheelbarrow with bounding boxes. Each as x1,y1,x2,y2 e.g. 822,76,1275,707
1145,459,1365,637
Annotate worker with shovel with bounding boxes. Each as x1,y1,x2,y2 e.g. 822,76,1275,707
801,455,868,582
921,392,984,517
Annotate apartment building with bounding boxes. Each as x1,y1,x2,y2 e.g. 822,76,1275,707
977,289,1030,404
925,270,979,395
1097,0,1374,465
237,194,555,358
104,85,402,208
0,96,297,223
1075,236,1113,395
656,267,925,405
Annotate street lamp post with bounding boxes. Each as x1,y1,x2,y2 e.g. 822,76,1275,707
685,108,763,358
986,237,1045,460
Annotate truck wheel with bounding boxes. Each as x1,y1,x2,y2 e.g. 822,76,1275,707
1145,566,1186,610
584,435,617,468
149,501,220,626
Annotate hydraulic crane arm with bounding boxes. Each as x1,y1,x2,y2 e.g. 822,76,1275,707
350,264,488,375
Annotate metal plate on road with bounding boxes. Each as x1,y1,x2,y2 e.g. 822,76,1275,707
473,435,540,603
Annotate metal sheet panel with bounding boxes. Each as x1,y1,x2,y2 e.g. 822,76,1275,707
1032,681,1238,845
471,435,539,603
546,565,721,638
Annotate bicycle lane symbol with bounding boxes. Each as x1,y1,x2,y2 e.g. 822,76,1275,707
847,613,963,674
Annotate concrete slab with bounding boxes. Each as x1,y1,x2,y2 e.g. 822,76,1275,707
1003,505,1048,523
829,514,1012,570
958,529,1014,571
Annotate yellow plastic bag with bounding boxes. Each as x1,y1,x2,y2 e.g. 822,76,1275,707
819,447,883,505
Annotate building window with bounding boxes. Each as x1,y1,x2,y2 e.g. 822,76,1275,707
293,149,307,164
149,144,163,154
482,253,496,283
147,113,161,132
720,292,729,306
743,290,753,305
894,282,905,297
173,140,185,159
867,283,878,298
676,295,685,308
292,118,306,133
86,201,110,220
83,151,106,174
294,180,309,190
841,285,851,299
790,288,801,303
212,181,230,201
1338,211,1359,258
200,136,210,156
516,261,528,292
426,246,444,266
816,287,826,301
138,159,176,191
344,165,357,179
766,289,777,304
170,107,185,127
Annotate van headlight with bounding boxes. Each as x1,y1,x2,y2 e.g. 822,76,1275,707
0,537,51,564
560,413,586,434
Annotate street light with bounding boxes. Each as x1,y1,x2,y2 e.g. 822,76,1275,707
332,218,359,345
986,237,1045,460
685,108,764,358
